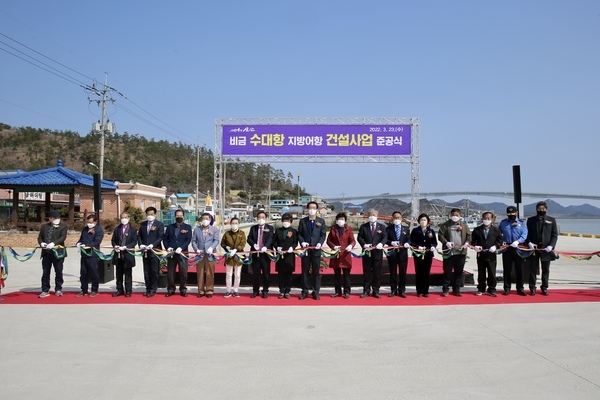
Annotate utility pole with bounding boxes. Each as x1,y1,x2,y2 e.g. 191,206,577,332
88,72,115,180
297,171,300,205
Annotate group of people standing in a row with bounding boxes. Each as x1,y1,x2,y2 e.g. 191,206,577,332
35,201,558,300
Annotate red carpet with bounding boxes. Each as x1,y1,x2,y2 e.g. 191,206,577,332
2,289,599,306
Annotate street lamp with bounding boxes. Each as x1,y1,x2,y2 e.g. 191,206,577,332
89,162,99,170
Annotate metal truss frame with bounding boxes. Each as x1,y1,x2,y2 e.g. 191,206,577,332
214,117,420,227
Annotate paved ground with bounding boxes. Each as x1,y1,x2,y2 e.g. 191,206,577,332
1,236,599,399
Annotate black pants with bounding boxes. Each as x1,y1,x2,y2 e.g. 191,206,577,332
388,251,408,294
115,260,133,293
476,257,497,293
142,254,160,293
414,254,433,295
301,249,322,295
442,254,466,293
41,251,64,293
278,270,293,294
333,267,351,295
502,247,524,291
80,256,99,293
362,255,382,293
167,254,188,293
528,254,551,290
252,254,271,294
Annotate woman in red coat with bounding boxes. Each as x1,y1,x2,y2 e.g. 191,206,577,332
326,212,356,299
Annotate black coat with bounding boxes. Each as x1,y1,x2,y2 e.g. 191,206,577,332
471,224,503,261
526,215,559,261
273,227,298,273
357,221,388,261
111,224,138,267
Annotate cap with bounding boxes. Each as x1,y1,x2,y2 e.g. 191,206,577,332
49,210,60,218
506,206,517,213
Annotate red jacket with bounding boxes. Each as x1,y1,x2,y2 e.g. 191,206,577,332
327,224,356,269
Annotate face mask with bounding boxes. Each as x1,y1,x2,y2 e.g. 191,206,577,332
308,209,317,216
175,217,184,223
337,220,345,227
508,214,517,221
282,221,291,228
368,216,377,223
537,210,546,217
258,219,266,226
121,218,129,225
53,219,60,225
147,215,155,222
450,216,460,223
87,223,95,229
231,224,239,231
393,219,402,226
201,219,210,227
482,220,492,226
419,220,428,228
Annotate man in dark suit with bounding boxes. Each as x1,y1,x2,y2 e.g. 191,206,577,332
526,201,559,296
246,210,274,298
137,206,164,297
357,209,388,298
163,209,193,297
37,210,68,298
297,201,327,300
75,214,104,297
111,211,138,298
471,212,504,296
385,211,411,297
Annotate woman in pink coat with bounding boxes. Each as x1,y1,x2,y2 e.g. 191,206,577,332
326,212,356,299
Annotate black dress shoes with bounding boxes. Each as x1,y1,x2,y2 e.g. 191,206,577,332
206,294,213,298
398,292,407,298
298,294,307,300
453,291,462,297
180,291,188,297
125,292,132,298
517,289,526,296
529,289,536,296
343,293,350,299
331,293,341,298
165,292,175,297
147,292,156,298
388,291,396,297
312,292,320,300
250,292,258,298
441,291,448,297
262,292,268,299
112,291,124,297
373,292,380,299
197,293,205,298
503,289,510,296
359,292,369,298
541,289,549,296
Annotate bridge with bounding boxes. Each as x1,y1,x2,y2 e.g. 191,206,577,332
326,191,600,202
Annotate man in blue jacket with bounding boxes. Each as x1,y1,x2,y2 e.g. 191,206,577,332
75,214,104,298
163,209,193,297
498,205,528,296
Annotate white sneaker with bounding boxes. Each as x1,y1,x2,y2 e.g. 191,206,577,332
224,292,232,298
476,291,483,296
55,291,63,297
38,292,49,298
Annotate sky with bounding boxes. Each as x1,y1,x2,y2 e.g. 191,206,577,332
1,0,599,208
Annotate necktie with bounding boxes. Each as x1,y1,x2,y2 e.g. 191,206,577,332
310,219,314,232
395,225,401,240
484,228,488,240
258,226,264,249
122,225,126,238
371,223,376,237
147,222,152,234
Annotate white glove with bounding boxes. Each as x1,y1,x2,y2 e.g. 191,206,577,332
315,243,322,250
462,242,469,249
114,245,120,250
287,247,294,253
489,245,496,253
511,241,519,248
391,241,399,246
76,242,82,248
41,242,47,248
418,246,425,251
230,249,237,256
376,243,383,250
261,246,267,253
119,246,126,251
207,247,213,254
114,247,120,253
276,247,283,252
545,246,553,252
175,247,182,254
345,245,353,252
403,242,410,249
333,245,341,250
301,242,309,248
528,242,537,249
196,249,203,254
474,246,482,252
253,244,260,251
147,244,153,250
46,242,55,250
167,247,174,252
364,243,372,249
226,246,231,251
140,244,147,250
430,246,436,252
446,242,454,249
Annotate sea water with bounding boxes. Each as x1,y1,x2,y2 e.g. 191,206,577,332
556,218,600,235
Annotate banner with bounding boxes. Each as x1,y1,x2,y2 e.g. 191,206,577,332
222,124,411,156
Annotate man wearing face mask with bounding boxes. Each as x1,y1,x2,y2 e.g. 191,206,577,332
438,209,471,297
297,202,326,300
326,212,356,299
525,201,558,296
220,217,247,298
385,211,411,298
273,213,298,299
247,211,274,298
498,205,528,296
75,214,105,298
111,211,138,297
192,212,220,298
164,209,193,297
471,212,503,296
138,207,165,297
357,209,388,298
37,210,68,298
